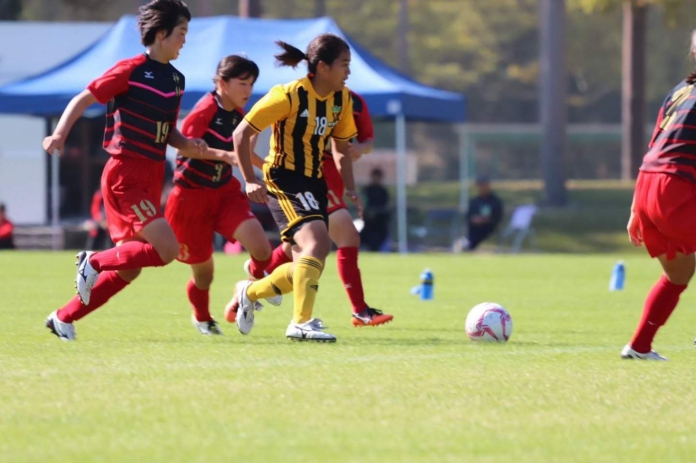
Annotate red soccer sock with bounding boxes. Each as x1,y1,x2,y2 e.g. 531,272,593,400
187,279,211,322
630,275,686,353
256,244,293,276
336,247,369,314
89,241,166,272
249,254,272,280
56,271,129,323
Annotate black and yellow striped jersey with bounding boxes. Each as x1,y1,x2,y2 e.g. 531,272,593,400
244,76,358,179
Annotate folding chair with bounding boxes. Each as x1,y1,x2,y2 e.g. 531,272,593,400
497,204,538,253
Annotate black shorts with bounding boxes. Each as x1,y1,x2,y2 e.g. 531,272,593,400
263,164,328,243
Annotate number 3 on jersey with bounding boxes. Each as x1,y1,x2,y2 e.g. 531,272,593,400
296,191,320,211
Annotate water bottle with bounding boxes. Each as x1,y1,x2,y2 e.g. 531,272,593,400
609,261,625,291
420,268,434,300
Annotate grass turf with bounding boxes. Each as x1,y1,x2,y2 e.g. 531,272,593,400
1,251,695,462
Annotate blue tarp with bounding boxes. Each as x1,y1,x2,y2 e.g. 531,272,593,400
0,16,464,122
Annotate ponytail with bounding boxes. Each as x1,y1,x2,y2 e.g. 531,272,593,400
688,70,696,85
274,41,307,69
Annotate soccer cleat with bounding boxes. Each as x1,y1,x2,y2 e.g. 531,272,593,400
620,344,667,361
232,280,263,335
75,251,99,305
191,315,223,335
286,318,336,343
352,308,393,327
45,310,76,341
243,258,283,306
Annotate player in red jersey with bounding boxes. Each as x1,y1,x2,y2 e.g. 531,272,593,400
246,90,393,327
43,0,207,341
164,55,281,335
623,31,696,360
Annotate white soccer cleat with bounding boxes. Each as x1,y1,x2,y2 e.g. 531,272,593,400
234,280,263,335
191,315,223,335
286,318,336,343
243,258,283,306
45,310,76,341
75,251,99,305
621,344,667,361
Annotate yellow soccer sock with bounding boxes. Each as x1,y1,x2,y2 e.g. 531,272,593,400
247,263,295,301
293,256,323,324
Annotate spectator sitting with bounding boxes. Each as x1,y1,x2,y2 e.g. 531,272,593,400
360,168,391,251
465,176,503,251
0,203,15,250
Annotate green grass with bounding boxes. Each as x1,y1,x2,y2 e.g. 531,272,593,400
2,251,696,462
404,179,640,254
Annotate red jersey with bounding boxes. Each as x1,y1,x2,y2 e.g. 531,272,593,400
641,80,696,182
0,218,13,240
174,92,243,189
322,90,374,162
87,54,184,162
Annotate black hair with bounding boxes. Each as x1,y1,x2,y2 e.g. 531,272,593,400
687,29,696,85
213,55,260,85
137,0,191,47
0,203,5,214
370,168,384,178
274,33,350,75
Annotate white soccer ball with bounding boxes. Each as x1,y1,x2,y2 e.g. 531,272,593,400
465,302,513,342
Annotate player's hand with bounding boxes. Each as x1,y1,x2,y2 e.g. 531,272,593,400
188,138,208,154
627,212,643,247
246,180,267,203
345,190,363,218
43,135,64,155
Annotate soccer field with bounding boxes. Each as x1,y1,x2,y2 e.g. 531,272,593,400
1,251,695,462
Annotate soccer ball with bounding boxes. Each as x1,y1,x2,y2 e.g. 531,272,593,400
465,302,512,342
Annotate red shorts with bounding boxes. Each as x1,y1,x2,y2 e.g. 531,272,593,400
164,181,255,264
101,156,165,243
635,171,696,259
323,156,346,214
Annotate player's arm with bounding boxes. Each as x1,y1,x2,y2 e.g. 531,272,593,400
349,94,375,160
233,86,291,203
167,127,207,155
42,90,98,155
332,138,362,218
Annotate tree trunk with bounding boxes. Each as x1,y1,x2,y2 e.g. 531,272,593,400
239,0,262,18
397,0,410,75
538,0,567,206
621,0,647,181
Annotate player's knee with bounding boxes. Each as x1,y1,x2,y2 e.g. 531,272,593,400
342,226,361,248
307,235,331,260
156,241,179,264
194,272,214,289
117,268,141,282
249,241,272,262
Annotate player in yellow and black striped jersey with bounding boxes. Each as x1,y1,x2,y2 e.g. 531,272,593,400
230,34,359,342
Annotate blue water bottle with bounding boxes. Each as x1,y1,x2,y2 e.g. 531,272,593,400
609,261,625,291
420,268,434,300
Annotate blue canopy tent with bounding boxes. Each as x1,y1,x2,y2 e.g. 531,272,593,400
0,16,465,252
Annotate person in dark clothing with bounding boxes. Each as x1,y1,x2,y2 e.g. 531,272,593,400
361,168,390,251
466,176,503,250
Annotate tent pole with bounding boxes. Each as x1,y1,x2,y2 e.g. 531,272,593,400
395,113,407,254
47,117,60,251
